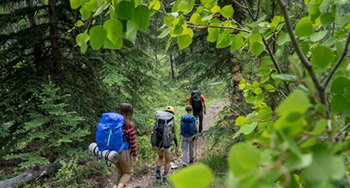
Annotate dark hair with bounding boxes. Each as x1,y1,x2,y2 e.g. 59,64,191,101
185,105,193,112
120,103,135,128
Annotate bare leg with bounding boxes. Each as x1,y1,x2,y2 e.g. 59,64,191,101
157,151,164,167
164,151,172,173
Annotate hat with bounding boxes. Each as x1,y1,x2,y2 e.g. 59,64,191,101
185,105,193,111
165,106,175,114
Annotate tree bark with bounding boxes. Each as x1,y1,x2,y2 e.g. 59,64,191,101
0,163,62,188
169,54,175,79
48,0,60,75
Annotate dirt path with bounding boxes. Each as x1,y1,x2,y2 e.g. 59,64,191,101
99,100,226,188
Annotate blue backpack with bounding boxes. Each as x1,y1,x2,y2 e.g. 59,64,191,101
96,113,130,153
181,115,197,137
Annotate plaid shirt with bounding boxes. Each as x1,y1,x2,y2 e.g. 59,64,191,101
123,125,138,157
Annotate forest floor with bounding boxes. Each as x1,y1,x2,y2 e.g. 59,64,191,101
98,100,226,188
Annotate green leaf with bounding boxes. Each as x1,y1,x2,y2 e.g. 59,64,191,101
253,87,262,95
249,42,264,55
70,0,81,9
277,90,310,117
320,13,335,26
221,5,234,19
261,56,273,65
286,154,313,171
80,31,89,53
304,152,345,183
93,2,109,17
76,33,90,47
258,66,270,77
126,19,138,42
270,16,285,28
319,0,331,13
169,163,213,188
216,31,231,48
210,5,221,13
249,32,262,43
240,122,258,135
233,122,258,139
275,74,298,82
311,45,334,71
190,13,201,25
166,37,173,51
335,0,348,5
312,119,327,135
235,116,247,126
178,34,192,50
164,14,175,27
89,25,107,50
230,34,244,51
134,5,151,31
309,3,321,20
149,0,161,10
264,84,275,92
103,37,123,49
80,6,91,21
310,30,328,42
258,106,272,121
331,76,350,94
228,143,260,177
277,33,291,46
115,1,135,20
173,0,195,14
76,20,84,27
295,17,314,37
103,19,123,44
158,28,171,39
207,27,219,42
331,95,348,113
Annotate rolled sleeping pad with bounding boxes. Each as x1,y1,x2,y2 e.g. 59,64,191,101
88,142,120,164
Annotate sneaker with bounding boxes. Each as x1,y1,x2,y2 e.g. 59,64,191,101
162,174,168,184
182,163,187,167
156,172,161,180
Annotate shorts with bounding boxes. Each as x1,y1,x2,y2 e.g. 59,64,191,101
155,146,173,153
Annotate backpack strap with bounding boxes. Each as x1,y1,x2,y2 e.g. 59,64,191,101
106,128,113,147
105,150,112,167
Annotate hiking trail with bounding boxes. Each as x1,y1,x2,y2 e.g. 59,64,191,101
98,100,226,188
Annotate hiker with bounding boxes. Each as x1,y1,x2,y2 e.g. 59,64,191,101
116,103,138,188
181,105,199,166
189,90,206,133
151,106,178,183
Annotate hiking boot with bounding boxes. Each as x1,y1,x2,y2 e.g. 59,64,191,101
156,172,161,180
182,163,187,167
162,173,168,184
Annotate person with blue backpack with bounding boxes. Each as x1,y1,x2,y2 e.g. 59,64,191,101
180,105,199,167
94,103,137,188
116,103,138,188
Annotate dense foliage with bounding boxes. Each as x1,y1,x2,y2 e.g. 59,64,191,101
0,0,158,171
71,0,350,187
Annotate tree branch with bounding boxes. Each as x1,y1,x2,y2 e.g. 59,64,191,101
262,37,291,94
334,122,350,142
232,0,248,9
243,0,255,20
277,0,326,106
255,0,261,21
322,31,350,88
187,23,250,33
